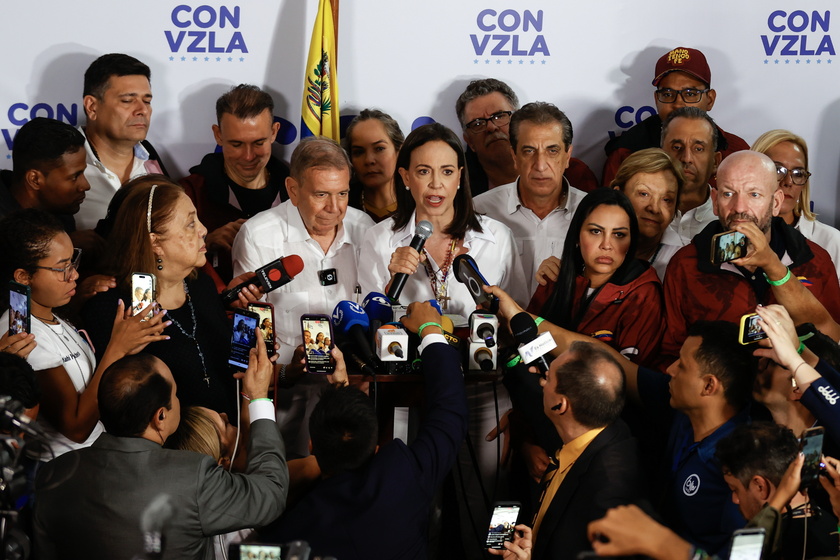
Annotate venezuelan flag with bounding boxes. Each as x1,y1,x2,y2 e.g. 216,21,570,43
301,0,340,142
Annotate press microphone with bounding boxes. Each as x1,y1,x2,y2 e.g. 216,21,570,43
387,220,433,302
0,396,43,437
453,253,498,311
470,313,498,348
375,326,409,361
510,312,556,373
332,301,378,373
136,494,173,560
468,344,496,372
223,254,304,304
362,292,393,331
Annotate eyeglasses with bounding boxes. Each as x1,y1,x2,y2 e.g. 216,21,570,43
464,111,513,134
34,248,82,282
655,88,710,104
775,165,811,186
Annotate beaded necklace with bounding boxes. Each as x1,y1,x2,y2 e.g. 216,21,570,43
422,238,458,311
167,281,210,387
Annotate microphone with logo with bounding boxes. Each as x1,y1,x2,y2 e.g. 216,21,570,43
362,292,409,367
468,312,498,372
133,493,173,560
222,254,304,305
453,253,499,312
331,301,379,375
386,220,433,303
510,312,556,374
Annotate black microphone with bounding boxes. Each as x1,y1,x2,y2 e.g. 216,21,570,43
0,396,43,437
386,220,433,302
222,254,304,305
510,312,553,373
135,494,173,560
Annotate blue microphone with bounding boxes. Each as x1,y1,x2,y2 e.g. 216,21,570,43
332,301,378,374
362,292,393,330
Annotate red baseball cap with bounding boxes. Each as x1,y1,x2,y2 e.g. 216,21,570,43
652,47,711,87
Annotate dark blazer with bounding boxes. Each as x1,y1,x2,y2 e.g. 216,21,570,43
533,420,642,560
262,341,468,560
34,418,288,560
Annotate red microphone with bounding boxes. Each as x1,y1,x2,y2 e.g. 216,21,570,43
222,255,304,304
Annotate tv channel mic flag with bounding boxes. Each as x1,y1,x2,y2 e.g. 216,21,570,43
301,0,340,142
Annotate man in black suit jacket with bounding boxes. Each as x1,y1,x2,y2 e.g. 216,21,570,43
262,301,468,560
530,341,642,560
34,338,288,560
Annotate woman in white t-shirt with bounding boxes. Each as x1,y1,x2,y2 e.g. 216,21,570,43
0,209,168,460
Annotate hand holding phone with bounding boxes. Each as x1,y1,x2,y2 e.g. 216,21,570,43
738,313,768,345
800,427,825,489
711,230,747,265
248,302,276,357
228,309,260,370
301,314,335,374
8,281,30,335
485,501,521,549
131,273,156,319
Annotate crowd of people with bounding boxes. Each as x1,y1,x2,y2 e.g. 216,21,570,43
1,45,840,560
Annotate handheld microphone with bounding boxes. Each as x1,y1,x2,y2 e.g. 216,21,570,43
332,301,378,374
223,254,304,304
453,254,499,311
510,312,556,373
387,220,433,302
137,494,173,560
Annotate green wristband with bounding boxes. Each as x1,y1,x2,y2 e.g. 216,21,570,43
764,268,792,287
797,341,806,355
417,322,443,337
249,397,273,404
506,355,523,368
534,316,545,326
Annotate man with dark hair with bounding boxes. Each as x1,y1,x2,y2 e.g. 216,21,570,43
180,84,290,282
602,46,748,186
232,136,373,458
77,53,167,230
455,78,597,196
473,101,586,294
34,346,288,560
262,301,468,560
529,340,640,560
662,150,840,360
0,118,89,230
660,107,721,240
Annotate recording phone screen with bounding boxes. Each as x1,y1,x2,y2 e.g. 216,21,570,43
228,310,259,370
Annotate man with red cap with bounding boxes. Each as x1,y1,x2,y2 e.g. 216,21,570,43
602,47,748,186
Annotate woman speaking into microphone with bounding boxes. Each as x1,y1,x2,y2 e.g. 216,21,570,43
357,122,528,554
358,122,527,313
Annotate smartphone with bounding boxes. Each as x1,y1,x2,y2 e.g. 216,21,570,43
130,272,156,319
728,527,765,560
8,281,30,335
227,543,285,560
453,254,499,312
301,314,335,374
711,230,747,265
485,501,521,549
738,313,768,345
800,426,825,489
248,302,276,358
228,308,261,370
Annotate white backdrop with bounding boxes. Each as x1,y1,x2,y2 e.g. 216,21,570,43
2,1,839,223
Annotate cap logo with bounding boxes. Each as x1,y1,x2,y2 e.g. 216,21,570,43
667,48,691,65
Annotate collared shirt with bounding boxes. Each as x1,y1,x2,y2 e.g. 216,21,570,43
76,131,163,229
357,211,529,321
669,186,716,242
532,426,605,539
795,215,840,281
473,177,586,296
232,199,374,363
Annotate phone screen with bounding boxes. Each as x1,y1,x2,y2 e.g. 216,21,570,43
729,529,765,560
228,310,259,370
485,502,521,549
800,428,825,488
8,282,30,335
301,315,334,374
131,273,156,319
738,313,768,345
229,544,283,559
712,231,747,265
248,303,275,357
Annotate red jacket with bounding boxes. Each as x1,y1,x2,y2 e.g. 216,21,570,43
528,261,665,366
661,218,840,361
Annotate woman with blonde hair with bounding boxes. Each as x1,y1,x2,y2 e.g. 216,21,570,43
752,130,840,277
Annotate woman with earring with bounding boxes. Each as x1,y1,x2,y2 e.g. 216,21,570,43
0,209,168,460
343,109,404,223
752,130,840,280
358,122,528,313
82,176,258,417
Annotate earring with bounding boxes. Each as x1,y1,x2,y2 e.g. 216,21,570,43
156,257,163,271
405,186,410,191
